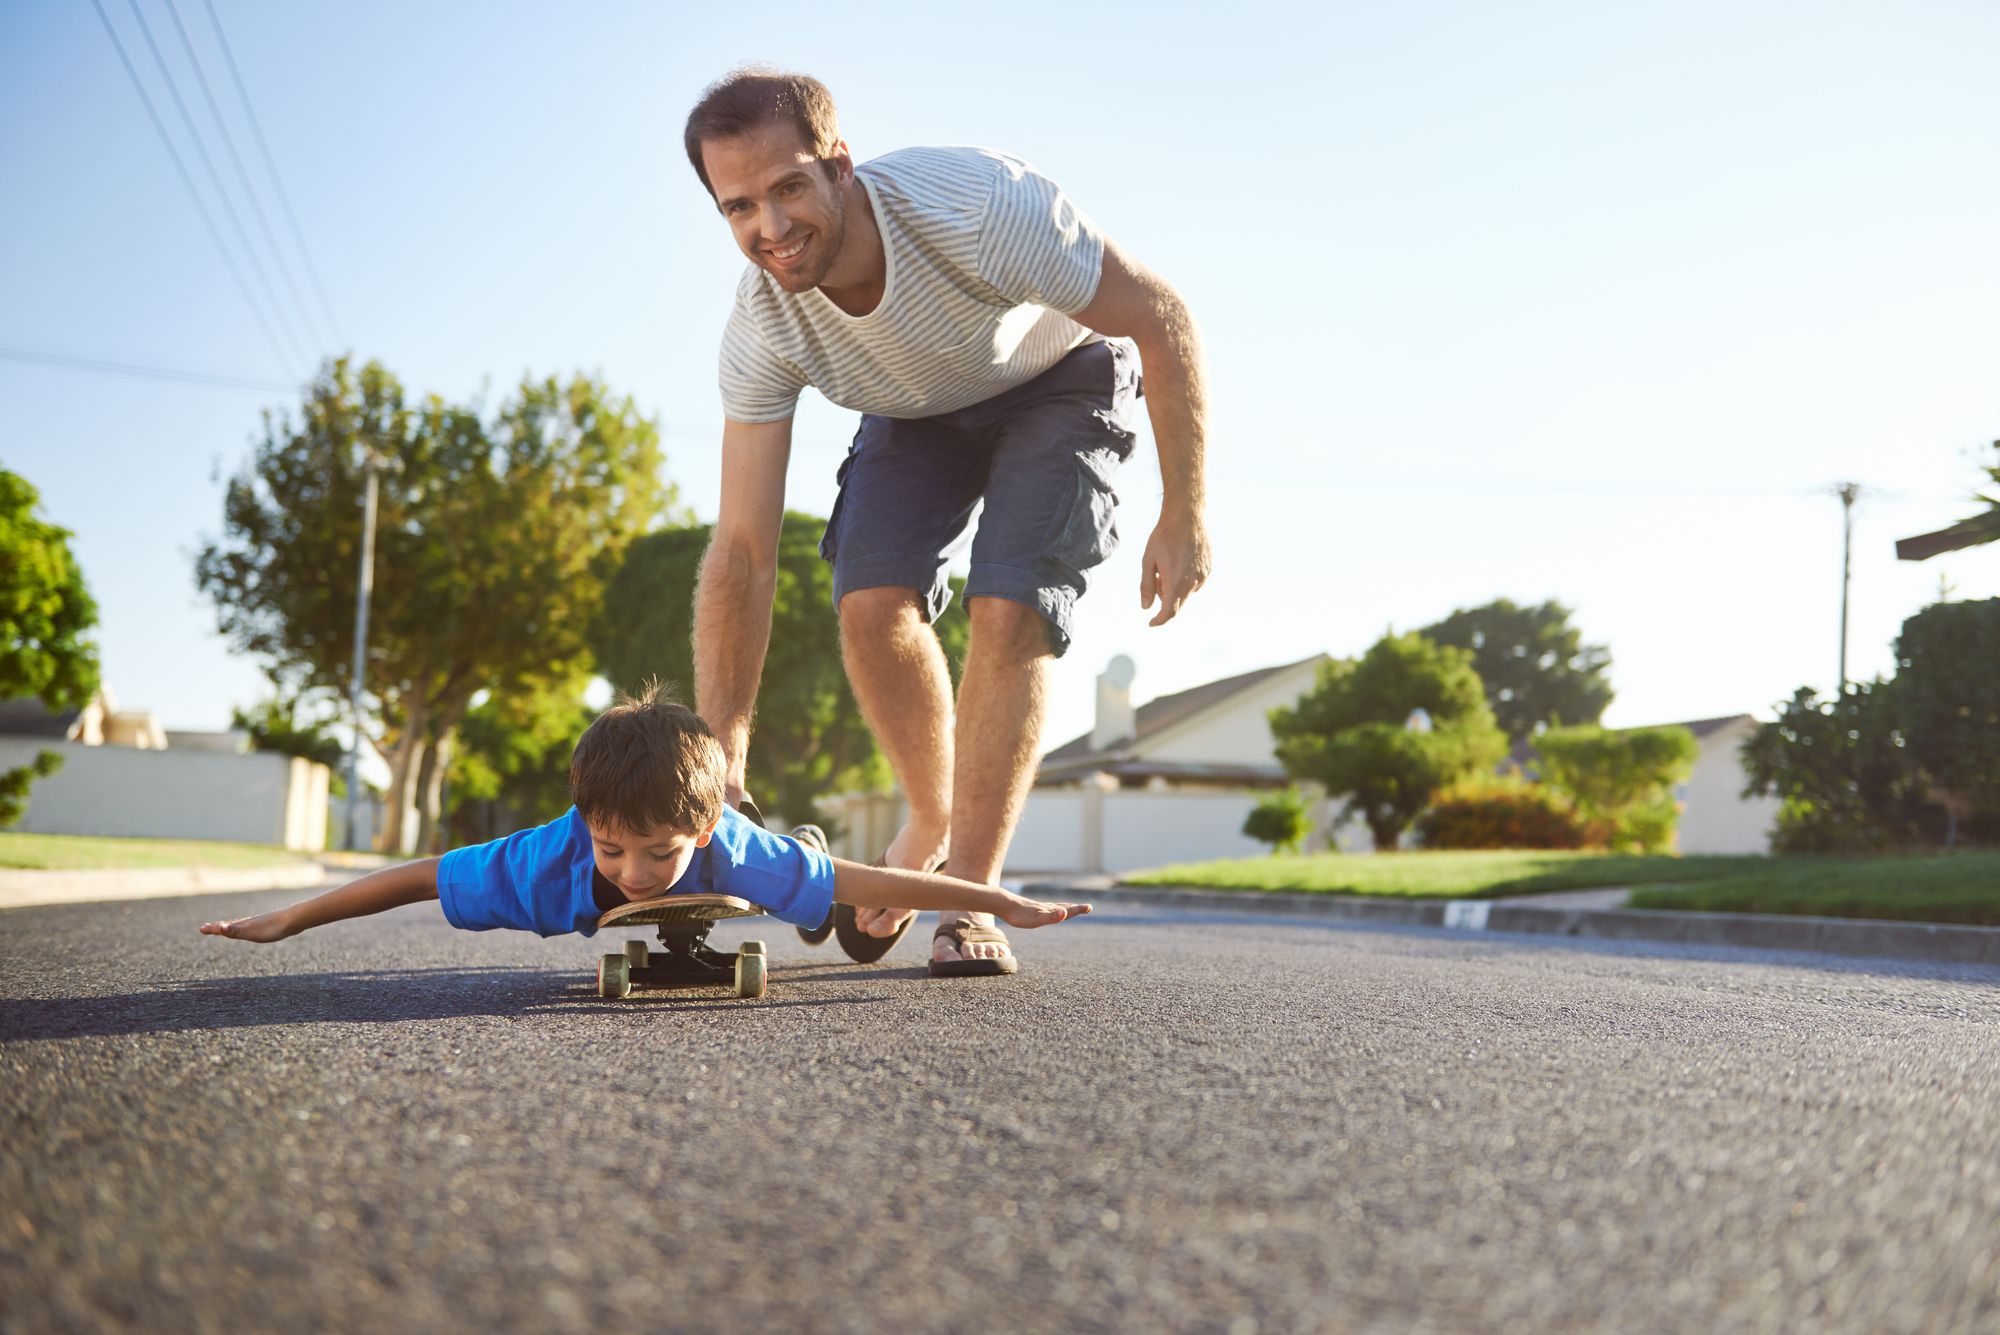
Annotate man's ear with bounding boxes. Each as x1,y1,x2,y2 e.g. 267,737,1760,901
694,815,721,848
830,139,854,185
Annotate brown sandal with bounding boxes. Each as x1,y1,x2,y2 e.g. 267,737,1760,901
930,916,1018,977
834,855,945,964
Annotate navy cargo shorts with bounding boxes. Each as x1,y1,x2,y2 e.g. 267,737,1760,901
817,338,1142,658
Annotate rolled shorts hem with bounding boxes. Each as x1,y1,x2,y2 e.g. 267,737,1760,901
830,552,952,623
963,561,1078,659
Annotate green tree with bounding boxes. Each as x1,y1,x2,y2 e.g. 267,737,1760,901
1533,723,1697,853
195,359,671,852
1,470,100,826
1242,788,1310,854
1741,682,1936,853
1418,598,1612,743
447,670,596,844
593,512,969,827
1269,633,1507,851
1895,598,2000,840
231,697,346,770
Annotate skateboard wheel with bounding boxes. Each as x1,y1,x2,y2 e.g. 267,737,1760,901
734,948,767,1000
597,954,631,999
623,940,649,968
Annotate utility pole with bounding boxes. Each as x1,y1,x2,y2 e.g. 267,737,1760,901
1836,482,1860,695
343,450,380,851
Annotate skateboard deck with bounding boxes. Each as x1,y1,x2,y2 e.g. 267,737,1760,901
597,893,763,930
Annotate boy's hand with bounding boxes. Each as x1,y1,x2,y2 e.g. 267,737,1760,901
994,895,1092,930
199,910,298,944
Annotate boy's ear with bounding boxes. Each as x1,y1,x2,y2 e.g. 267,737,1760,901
693,815,721,848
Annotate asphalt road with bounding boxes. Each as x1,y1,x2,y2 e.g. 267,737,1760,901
4,887,1998,1333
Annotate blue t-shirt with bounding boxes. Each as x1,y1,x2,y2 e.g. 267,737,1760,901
435,806,835,938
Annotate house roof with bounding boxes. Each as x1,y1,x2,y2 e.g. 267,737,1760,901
0,697,81,739
1041,654,1326,771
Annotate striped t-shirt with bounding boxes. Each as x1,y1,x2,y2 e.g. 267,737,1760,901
717,146,1108,423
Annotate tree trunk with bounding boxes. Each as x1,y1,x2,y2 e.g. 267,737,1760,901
414,696,473,855
1367,807,1403,852
379,690,430,854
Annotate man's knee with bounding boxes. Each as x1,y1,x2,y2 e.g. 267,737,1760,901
967,595,1055,661
838,585,927,640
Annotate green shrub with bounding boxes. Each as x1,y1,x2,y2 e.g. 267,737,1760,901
1243,789,1311,855
1417,779,1599,850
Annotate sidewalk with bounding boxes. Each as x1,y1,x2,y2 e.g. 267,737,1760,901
0,858,350,911
1023,878,2000,967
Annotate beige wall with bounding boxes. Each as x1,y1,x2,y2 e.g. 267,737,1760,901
1677,718,1778,855
1142,663,1322,767
0,738,331,850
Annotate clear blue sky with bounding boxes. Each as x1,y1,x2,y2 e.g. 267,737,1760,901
4,0,1997,758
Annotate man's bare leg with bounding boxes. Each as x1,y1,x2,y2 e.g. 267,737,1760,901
839,587,953,936
933,595,1053,965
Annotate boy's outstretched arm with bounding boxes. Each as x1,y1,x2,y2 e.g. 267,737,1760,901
199,858,442,943
829,859,1090,929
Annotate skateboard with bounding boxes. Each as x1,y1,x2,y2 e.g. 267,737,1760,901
590,800,831,1001
595,892,770,1000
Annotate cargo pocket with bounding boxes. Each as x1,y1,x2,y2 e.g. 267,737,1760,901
818,437,861,564
1047,446,1124,579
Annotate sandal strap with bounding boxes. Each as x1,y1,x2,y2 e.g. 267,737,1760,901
932,917,1010,947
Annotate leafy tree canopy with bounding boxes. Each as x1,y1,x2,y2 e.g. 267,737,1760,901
1,470,98,827
1895,597,2000,816
593,512,968,827
195,359,672,850
1534,723,1696,853
447,669,596,845
1269,632,1507,850
1,469,99,709
1741,682,1938,853
1418,598,1611,743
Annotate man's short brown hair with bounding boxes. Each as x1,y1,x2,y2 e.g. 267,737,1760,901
569,682,727,835
683,66,841,198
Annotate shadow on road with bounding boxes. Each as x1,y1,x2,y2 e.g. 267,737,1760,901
0,961,910,1042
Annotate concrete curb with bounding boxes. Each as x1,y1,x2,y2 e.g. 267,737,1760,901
1024,881,2000,967
0,862,332,911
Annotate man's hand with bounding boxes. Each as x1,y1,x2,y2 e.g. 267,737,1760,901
199,909,298,943
1139,507,1212,626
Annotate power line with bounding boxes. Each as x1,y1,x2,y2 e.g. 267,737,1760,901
120,0,311,370
159,0,325,352
0,343,296,393
86,0,297,379
199,0,345,348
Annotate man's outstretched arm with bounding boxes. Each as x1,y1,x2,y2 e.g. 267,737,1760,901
694,416,794,805
200,858,441,943
1070,237,1212,626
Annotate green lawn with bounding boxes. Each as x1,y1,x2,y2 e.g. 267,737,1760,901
1122,850,1771,899
0,832,311,871
1121,848,2000,923
1627,852,2000,926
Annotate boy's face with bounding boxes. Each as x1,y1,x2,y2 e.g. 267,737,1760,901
585,816,718,902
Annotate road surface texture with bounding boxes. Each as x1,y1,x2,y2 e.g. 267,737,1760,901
4,888,1997,1333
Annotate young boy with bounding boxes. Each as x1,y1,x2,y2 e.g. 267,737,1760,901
200,686,1089,954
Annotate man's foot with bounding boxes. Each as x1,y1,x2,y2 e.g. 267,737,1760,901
930,912,1017,976
851,822,948,939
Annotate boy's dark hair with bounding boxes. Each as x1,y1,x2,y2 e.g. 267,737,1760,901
683,66,841,199
569,682,727,835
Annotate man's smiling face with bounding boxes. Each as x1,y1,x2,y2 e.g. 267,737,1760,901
701,120,851,293
585,817,716,902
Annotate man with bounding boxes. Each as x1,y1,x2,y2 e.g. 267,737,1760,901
685,68,1209,975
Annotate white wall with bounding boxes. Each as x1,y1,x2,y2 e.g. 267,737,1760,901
1100,791,1268,872
1005,791,1088,873
1677,719,1778,855
0,739,331,850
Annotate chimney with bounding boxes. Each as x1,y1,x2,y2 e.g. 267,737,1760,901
1091,655,1137,752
